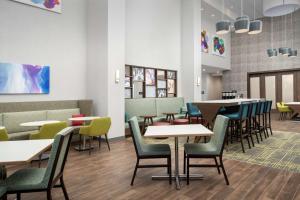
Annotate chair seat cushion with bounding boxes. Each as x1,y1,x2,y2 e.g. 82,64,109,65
141,144,171,157
3,168,47,192
189,112,202,117
0,186,6,198
184,143,219,156
223,112,240,120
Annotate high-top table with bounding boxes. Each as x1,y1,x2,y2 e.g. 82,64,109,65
145,124,213,190
193,99,261,127
285,102,300,119
68,116,101,151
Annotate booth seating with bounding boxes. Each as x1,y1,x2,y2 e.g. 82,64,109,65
0,100,92,141
125,97,186,130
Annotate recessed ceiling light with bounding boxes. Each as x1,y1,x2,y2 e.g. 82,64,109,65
203,69,206,72
211,14,215,17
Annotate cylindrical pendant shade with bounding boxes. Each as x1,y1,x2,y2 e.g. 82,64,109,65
216,21,231,35
289,49,297,57
234,16,250,33
267,49,278,57
280,47,291,55
248,20,263,34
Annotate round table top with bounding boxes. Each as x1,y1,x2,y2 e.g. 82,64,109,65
163,112,178,115
140,115,156,118
68,116,100,121
20,120,60,127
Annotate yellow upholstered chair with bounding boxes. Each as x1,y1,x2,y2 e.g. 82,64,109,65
276,102,292,120
0,128,9,141
30,122,68,140
79,117,111,155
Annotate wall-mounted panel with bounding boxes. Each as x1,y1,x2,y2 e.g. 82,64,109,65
265,76,276,109
250,77,260,99
282,74,294,103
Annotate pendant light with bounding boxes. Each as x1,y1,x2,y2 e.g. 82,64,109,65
234,0,250,33
281,14,291,56
267,17,278,58
289,9,297,57
216,0,231,35
249,0,263,34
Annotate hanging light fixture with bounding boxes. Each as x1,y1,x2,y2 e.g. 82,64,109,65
234,0,250,33
267,17,278,58
249,0,263,34
289,9,297,57
216,0,231,34
280,14,291,56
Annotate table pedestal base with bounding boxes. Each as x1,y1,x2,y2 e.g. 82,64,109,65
152,174,204,190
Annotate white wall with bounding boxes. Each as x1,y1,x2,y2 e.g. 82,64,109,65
125,0,182,95
0,0,87,102
201,73,222,100
201,14,231,70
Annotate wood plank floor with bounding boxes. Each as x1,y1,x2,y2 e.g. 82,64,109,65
6,114,300,200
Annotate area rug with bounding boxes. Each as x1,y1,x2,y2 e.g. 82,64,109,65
143,131,300,173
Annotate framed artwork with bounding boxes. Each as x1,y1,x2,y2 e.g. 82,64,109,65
145,69,155,85
157,70,165,80
146,86,156,98
132,67,144,81
167,71,176,79
125,77,131,88
201,30,209,53
157,80,166,89
11,0,62,13
167,79,175,94
157,89,167,98
0,62,50,94
212,35,225,57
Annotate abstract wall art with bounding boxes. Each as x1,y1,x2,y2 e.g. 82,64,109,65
0,62,50,94
201,30,209,53
212,35,225,57
11,0,62,13
145,69,155,85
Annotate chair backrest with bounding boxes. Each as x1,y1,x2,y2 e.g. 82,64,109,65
0,128,9,141
210,115,229,155
259,101,265,114
42,127,74,187
240,103,250,120
39,122,68,139
186,103,200,115
128,117,144,157
88,117,111,136
251,102,258,118
267,101,272,112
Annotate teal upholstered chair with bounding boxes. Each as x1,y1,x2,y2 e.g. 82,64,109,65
129,117,172,185
184,115,230,185
0,186,6,200
2,127,74,200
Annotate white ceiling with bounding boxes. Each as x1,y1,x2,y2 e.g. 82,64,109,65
202,0,264,20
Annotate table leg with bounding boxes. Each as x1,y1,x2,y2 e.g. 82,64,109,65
174,136,180,190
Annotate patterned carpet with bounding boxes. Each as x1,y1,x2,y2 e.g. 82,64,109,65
144,131,300,173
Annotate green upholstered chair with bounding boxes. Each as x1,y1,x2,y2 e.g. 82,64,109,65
0,128,8,142
0,186,6,200
30,122,68,140
2,127,74,200
128,117,171,185
184,115,230,185
79,117,111,155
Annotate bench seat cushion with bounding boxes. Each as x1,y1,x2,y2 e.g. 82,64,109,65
46,109,80,124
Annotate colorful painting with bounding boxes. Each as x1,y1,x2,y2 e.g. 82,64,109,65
201,30,209,53
167,79,175,94
145,69,155,85
12,0,62,13
212,35,225,57
0,63,50,94
132,68,144,81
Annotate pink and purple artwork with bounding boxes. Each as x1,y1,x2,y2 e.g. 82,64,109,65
0,62,50,94
11,0,62,13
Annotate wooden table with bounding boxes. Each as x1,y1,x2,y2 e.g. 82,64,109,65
140,115,156,133
68,116,101,151
20,120,60,129
163,112,177,122
193,99,260,127
285,102,300,119
0,139,53,165
145,124,213,190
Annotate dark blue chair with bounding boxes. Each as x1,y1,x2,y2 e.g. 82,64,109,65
265,101,273,136
249,102,261,144
186,103,202,123
224,103,252,153
257,101,268,139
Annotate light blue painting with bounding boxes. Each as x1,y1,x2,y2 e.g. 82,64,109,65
0,62,50,94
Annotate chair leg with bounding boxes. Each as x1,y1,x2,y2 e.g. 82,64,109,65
183,151,186,174
98,136,101,149
60,176,70,200
168,157,172,185
187,157,190,185
239,122,245,153
131,159,139,186
219,156,229,185
47,189,52,200
214,157,221,174
186,136,189,143
16,193,21,200
2,194,7,200
105,134,110,151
